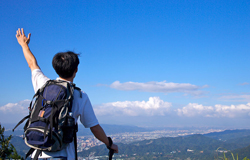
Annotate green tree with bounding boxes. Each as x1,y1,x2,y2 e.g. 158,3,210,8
10,147,23,159
0,124,23,159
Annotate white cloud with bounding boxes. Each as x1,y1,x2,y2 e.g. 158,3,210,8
0,100,31,123
177,103,250,118
177,103,214,117
94,97,172,116
0,100,30,114
109,81,208,95
219,95,250,102
3,98,250,126
94,96,250,118
214,103,250,118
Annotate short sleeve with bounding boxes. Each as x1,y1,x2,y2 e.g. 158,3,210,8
32,69,50,93
81,94,99,128
72,91,99,128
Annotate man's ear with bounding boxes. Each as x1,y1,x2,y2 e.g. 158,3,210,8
72,67,78,79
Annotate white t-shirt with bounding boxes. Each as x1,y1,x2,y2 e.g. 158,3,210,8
31,69,99,159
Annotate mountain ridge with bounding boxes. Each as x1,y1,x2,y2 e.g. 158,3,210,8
7,128,250,159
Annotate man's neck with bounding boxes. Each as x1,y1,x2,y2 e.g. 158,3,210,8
59,77,74,82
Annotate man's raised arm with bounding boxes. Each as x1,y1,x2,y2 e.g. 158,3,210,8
16,28,40,71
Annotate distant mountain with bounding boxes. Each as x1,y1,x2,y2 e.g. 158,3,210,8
99,124,152,134
8,128,250,159
5,129,24,136
127,133,246,153
78,134,248,159
226,134,250,147
6,124,152,136
77,124,152,136
204,129,250,141
10,136,29,158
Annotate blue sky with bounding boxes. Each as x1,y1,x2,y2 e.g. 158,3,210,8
0,0,250,128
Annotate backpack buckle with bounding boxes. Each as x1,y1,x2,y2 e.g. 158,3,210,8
42,99,52,107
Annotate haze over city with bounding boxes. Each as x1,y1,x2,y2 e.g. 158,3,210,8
0,0,250,128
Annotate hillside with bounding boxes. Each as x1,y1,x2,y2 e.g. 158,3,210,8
226,135,250,147
8,129,250,159
78,134,250,159
204,129,250,141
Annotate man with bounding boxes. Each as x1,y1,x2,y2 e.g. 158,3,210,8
16,28,118,160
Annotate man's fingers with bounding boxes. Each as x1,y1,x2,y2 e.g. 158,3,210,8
18,28,21,35
16,28,30,41
18,28,21,36
21,28,24,35
16,30,19,38
27,33,31,39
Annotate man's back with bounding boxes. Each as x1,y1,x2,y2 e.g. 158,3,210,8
31,69,99,159
16,28,118,159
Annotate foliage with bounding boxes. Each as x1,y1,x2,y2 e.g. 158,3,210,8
215,147,250,160
0,124,14,158
0,124,23,159
10,136,29,158
10,147,23,159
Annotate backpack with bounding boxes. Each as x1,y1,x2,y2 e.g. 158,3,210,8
13,79,81,160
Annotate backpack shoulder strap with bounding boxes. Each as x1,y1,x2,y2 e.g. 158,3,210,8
12,115,30,132
25,148,41,160
72,83,82,98
33,150,42,160
25,148,35,159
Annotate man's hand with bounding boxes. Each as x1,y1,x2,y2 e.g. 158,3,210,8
110,143,118,153
16,28,39,71
16,28,31,47
90,124,119,153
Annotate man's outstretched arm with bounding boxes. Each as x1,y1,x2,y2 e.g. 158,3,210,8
16,28,40,71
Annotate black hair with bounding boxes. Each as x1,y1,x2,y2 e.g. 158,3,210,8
52,51,80,78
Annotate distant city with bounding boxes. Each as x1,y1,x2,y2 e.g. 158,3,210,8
76,128,224,152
